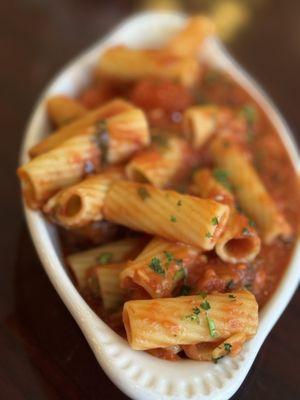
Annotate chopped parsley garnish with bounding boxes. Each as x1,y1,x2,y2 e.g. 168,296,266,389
137,187,150,200
198,291,208,298
95,120,109,163
170,215,177,222
97,252,113,264
224,343,232,353
244,283,252,290
242,227,250,236
179,284,191,296
200,300,211,311
213,169,233,192
149,257,165,275
228,294,236,300
211,216,219,226
177,200,182,206
205,232,213,239
173,267,186,282
206,315,217,337
164,251,173,266
240,104,257,125
226,279,235,290
185,307,201,324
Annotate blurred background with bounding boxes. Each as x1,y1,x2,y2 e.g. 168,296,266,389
1,1,300,399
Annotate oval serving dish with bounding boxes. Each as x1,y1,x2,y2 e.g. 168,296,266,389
20,11,300,400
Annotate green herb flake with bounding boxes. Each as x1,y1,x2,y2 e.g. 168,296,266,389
200,300,211,311
173,267,186,282
170,215,177,222
213,169,233,192
242,227,250,236
249,219,256,227
211,216,219,226
95,120,109,163
179,284,191,296
164,251,174,267
205,232,213,239
244,283,252,290
206,315,217,337
224,343,232,353
240,104,257,125
149,257,165,275
97,252,113,264
228,294,236,300
185,307,201,324
137,187,150,200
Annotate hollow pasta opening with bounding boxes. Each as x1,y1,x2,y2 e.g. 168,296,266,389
225,237,255,259
64,194,83,217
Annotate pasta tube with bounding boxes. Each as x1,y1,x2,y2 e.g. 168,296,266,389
165,15,215,57
103,181,230,250
30,98,133,157
43,167,124,228
126,137,189,188
67,237,144,289
120,237,201,298
123,290,258,350
97,46,199,87
210,137,292,243
103,108,150,164
18,134,101,209
191,169,261,263
182,105,235,149
96,263,125,311
47,95,87,127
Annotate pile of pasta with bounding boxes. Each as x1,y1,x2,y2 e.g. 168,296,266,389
18,16,292,363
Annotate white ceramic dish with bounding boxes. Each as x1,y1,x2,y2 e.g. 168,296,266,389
20,11,300,400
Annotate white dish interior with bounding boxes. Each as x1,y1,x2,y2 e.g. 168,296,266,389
20,11,300,400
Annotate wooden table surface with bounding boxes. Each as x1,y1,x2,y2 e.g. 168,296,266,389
2,0,300,399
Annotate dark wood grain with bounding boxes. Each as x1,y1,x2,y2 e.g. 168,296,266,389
1,0,299,399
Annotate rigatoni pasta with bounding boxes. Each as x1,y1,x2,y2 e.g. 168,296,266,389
121,237,201,298
126,137,189,188
210,136,292,244
67,237,145,290
18,134,101,209
47,95,87,127
97,46,199,87
165,15,215,57
191,168,261,263
103,180,230,250
123,290,258,350
30,98,134,157
43,167,124,228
